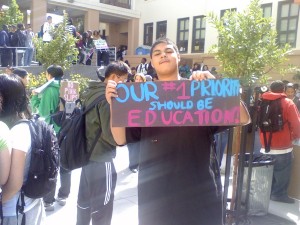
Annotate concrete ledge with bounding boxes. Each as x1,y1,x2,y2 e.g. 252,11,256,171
0,65,100,80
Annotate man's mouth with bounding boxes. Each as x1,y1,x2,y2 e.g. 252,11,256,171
159,60,169,65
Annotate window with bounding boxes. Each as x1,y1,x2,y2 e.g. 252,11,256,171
192,16,206,53
261,3,272,18
220,8,236,18
177,18,189,53
144,23,153,46
156,21,167,39
277,1,299,48
100,0,131,9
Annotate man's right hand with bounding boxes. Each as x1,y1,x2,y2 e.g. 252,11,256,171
105,80,118,105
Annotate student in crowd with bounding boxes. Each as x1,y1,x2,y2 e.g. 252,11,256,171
260,80,300,204
43,16,54,42
285,82,300,111
0,94,11,187
24,24,35,66
31,65,71,211
80,32,95,65
76,61,130,225
10,23,27,67
192,62,200,72
134,73,146,83
12,68,29,87
0,24,12,67
178,60,191,78
127,67,136,82
0,74,45,225
8,25,17,66
105,37,250,225
136,57,148,75
93,30,109,67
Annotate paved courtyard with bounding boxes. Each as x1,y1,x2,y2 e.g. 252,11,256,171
45,146,299,225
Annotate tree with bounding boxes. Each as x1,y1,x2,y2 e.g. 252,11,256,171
208,0,290,86
208,1,291,222
33,13,79,70
0,0,23,28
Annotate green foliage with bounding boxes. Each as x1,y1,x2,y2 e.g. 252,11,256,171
33,13,78,70
27,72,89,99
28,72,47,90
207,0,291,86
0,0,23,28
70,74,89,98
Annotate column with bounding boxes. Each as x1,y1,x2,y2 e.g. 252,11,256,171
84,9,99,32
127,18,139,55
31,0,47,33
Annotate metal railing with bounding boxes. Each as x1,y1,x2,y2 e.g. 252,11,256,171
0,46,37,67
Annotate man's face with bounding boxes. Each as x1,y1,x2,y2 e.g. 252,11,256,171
150,43,180,79
285,87,296,99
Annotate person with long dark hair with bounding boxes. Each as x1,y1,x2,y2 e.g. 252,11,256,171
0,74,45,224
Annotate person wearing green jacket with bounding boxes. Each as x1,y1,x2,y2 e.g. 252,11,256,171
31,65,62,134
76,61,130,225
31,65,71,211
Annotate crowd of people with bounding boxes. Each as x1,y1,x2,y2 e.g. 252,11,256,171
0,23,34,67
0,31,300,225
0,16,115,68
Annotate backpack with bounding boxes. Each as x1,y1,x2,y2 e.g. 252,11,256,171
57,95,106,170
15,115,59,224
257,98,284,152
17,31,26,47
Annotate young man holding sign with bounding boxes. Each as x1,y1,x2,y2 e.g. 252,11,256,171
106,38,250,225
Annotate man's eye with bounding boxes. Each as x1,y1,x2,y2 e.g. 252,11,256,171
166,49,173,53
154,52,161,56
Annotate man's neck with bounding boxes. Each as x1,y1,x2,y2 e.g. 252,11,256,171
157,73,179,81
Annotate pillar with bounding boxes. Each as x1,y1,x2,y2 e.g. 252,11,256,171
84,9,99,32
127,18,139,55
31,0,47,33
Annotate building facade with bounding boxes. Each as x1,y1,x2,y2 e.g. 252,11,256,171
14,0,300,79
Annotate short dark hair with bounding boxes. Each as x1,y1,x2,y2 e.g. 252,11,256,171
12,68,28,78
47,16,52,20
150,38,179,58
17,23,23,30
270,80,285,93
47,65,64,80
67,18,73,25
104,61,130,79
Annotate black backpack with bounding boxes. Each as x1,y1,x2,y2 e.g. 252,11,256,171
257,98,284,152
15,115,59,224
17,31,26,47
57,95,105,170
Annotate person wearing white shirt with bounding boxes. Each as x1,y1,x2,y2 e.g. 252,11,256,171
42,16,54,42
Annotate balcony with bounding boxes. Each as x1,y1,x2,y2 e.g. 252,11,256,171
100,0,131,9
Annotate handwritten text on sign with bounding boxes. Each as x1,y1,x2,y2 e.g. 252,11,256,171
111,79,240,127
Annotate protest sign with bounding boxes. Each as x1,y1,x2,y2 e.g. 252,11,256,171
112,79,241,127
59,80,79,113
93,39,108,50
